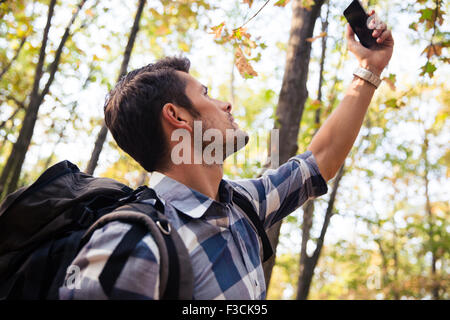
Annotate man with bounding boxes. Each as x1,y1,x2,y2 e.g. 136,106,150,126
60,14,393,299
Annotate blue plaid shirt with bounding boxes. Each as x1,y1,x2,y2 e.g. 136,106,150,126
59,151,327,300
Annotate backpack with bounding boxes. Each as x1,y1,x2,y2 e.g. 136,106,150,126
0,160,273,300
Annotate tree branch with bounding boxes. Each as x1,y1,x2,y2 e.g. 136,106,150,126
37,0,87,106
27,0,56,107
0,101,25,130
0,36,27,81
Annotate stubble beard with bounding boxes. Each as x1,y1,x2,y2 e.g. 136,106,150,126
200,117,249,162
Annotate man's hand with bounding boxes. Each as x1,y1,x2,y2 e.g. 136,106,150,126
346,10,394,76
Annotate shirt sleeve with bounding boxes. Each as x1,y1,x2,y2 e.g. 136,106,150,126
231,150,328,229
58,221,160,300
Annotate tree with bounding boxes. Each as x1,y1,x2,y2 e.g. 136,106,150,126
0,0,88,198
263,0,326,288
85,0,213,175
85,0,146,175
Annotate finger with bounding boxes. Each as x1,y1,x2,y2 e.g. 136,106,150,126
376,21,387,31
346,24,357,48
377,29,392,44
346,24,355,41
372,22,387,38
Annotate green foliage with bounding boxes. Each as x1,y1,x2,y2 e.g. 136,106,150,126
410,0,449,78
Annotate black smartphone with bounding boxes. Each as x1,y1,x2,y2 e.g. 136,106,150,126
344,0,377,49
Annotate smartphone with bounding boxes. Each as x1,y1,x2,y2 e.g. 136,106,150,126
344,0,378,49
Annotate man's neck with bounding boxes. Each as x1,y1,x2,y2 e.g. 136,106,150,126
159,163,224,202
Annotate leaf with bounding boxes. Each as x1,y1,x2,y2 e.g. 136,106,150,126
233,27,243,40
300,0,315,10
209,22,225,39
384,97,405,109
274,0,291,7
421,43,444,59
420,61,437,78
418,7,444,30
306,31,327,43
384,98,396,108
419,8,433,22
85,8,94,17
310,99,321,110
408,22,418,31
178,41,190,52
235,46,258,78
382,73,397,91
243,0,253,8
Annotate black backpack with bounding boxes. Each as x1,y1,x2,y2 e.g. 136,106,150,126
0,160,272,300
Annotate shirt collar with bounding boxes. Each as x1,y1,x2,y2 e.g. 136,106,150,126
148,171,234,219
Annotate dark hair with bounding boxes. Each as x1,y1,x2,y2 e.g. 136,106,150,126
104,56,199,172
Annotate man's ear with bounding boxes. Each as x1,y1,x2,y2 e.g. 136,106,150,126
161,103,193,133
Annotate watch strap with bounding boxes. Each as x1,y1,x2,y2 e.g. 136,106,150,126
353,67,382,88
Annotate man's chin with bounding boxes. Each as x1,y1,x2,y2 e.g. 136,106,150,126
223,128,249,158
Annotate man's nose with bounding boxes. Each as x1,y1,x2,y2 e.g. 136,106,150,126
221,101,232,113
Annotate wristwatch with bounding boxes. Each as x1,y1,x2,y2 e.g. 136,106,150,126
353,67,382,88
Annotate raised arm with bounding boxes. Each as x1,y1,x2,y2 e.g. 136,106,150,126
307,13,394,181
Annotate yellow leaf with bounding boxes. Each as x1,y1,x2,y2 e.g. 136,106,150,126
306,32,327,42
381,74,396,91
300,0,315,9
310,99,321,108
274,0,291,7
382,77,396,91
243,0,253,7
421,43,443,59
209,22,225,39
235,47,258,78
85,8,94,17
179,42,190,52
244,45,252,56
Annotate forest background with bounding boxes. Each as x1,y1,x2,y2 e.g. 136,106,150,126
0,0,448,299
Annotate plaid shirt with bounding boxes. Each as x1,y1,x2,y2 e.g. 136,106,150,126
59,151,327,300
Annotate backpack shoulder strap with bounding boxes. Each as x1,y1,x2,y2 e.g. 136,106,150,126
79,198,193,300
232,190,273,263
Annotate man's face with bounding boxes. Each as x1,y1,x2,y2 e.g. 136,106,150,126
177,71,249,160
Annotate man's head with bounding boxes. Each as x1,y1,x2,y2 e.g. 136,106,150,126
104,56,248,172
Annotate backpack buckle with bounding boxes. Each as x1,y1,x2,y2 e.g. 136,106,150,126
156,220,171,235
116,186,147,205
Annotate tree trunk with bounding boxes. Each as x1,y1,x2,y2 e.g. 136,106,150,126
375,238,389,287
314,2,329,128
0,0,56,197
423,133,439,299
297,199,314,291
263,0,326,289
44,64,95,170
0,0,87,198
392,219,400,299
294,3,329,298
85,0,146,175
296,165,345,299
